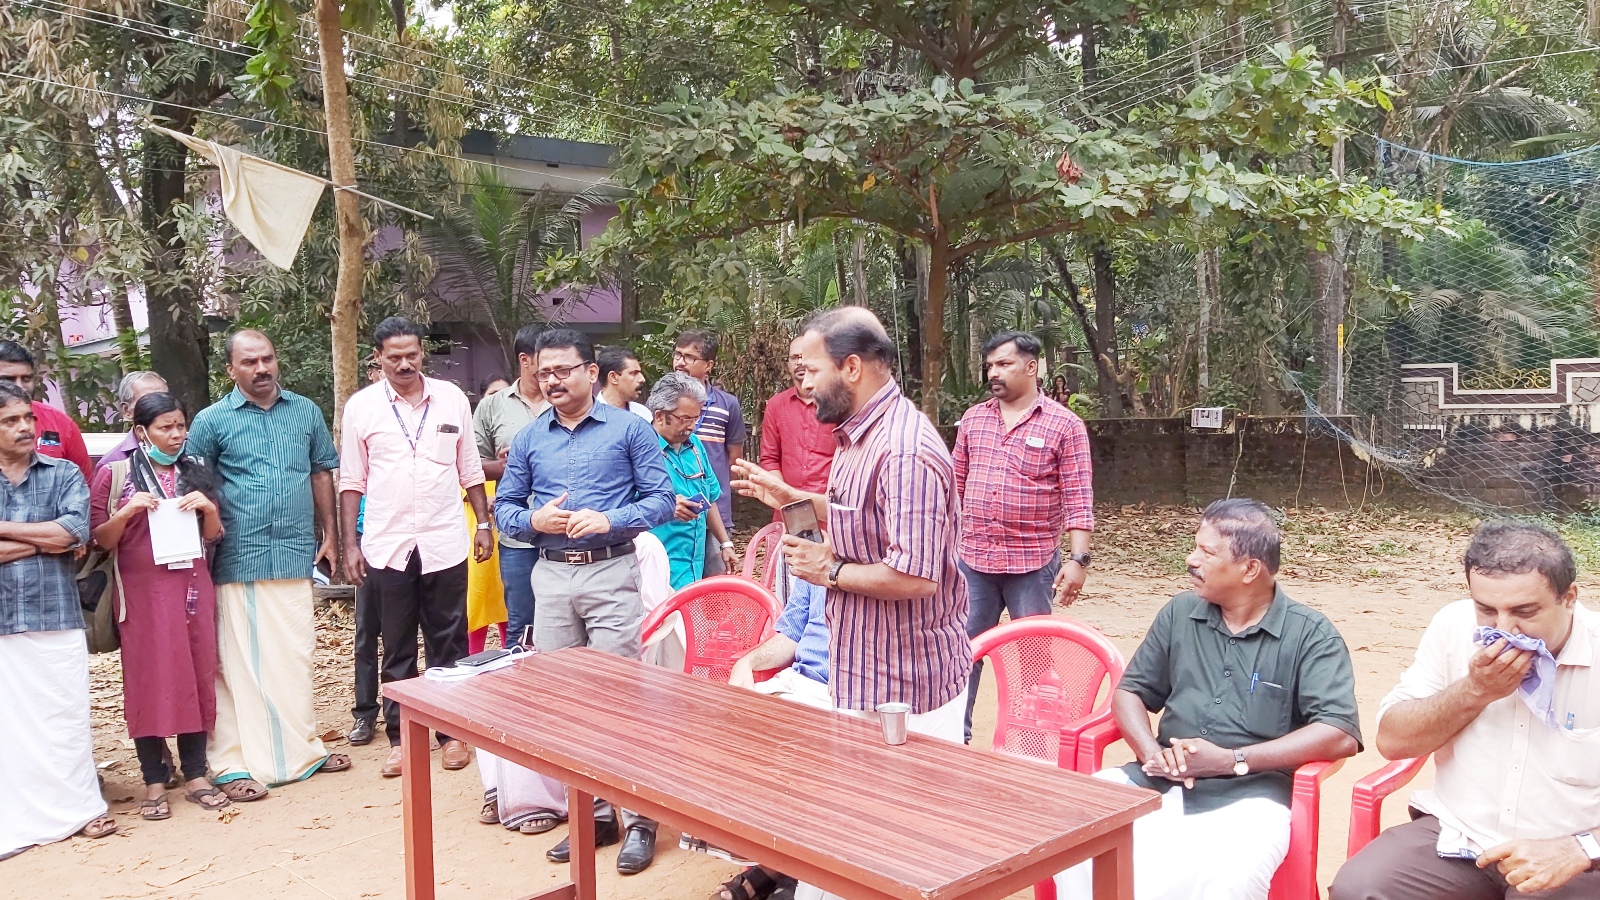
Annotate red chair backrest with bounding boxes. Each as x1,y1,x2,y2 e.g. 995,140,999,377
639,575,783,682
740,522,786,591
970,616,1125,770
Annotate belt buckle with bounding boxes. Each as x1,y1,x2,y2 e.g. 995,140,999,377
563,549,589,565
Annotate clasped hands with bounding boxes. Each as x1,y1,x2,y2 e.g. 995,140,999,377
1141,737,1236,789
529,491,612,540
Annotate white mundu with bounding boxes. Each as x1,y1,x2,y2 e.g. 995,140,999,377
1055,768,1291,900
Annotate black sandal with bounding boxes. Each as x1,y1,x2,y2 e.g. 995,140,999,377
140,795,172,821
715,867,778,900
185,787,231,811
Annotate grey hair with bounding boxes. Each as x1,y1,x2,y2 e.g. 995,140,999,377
117,371,167,407
1200,498,1282,574
646,371,707,414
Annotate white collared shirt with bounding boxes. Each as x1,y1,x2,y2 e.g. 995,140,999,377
1378,599,1600,854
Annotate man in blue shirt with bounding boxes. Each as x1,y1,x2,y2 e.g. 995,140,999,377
0,381,115,857
646,372,737,589
672,329,746,575
493,328,674,875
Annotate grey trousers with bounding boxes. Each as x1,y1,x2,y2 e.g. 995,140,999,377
1330,814,1600,900
960,554,1060,743
530,553,654,833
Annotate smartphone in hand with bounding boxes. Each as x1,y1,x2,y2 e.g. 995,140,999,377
781,499,823,543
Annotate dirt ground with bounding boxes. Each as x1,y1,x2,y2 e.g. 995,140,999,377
7,503,1543,899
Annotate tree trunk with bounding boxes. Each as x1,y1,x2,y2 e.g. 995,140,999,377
922,239,948,421
1196,250,1213,397
851,227,868,306
109,287,141,373
1314,3,1349,413
317,0,368,443
390,0,410,147
140,120,210,416
1091,245,1124,417
895,237,923,396
832,229,849,303
1271,0,1295,43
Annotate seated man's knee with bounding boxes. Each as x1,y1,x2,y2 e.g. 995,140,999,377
1328,845,1392,900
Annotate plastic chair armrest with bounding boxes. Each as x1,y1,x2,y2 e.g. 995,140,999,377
1074,718,1122,773
1269,759,1344,900
1347,756,1428,859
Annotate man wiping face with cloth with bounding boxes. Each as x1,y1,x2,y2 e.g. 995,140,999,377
1332,519,1600,900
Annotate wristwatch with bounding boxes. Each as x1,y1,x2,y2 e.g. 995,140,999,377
827,560,848,588
720,540,735,550
1233,749,1250,777
1576,832,1600,869
1068,551,1092,568
476,522,492,531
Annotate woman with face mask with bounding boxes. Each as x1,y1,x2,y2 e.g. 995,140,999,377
90,392,228,821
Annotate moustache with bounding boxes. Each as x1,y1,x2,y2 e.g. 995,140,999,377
988,379,1005,390
253,373,274,381
1187,566,1203,581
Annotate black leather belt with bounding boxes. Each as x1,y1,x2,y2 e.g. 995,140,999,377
538,542,635,565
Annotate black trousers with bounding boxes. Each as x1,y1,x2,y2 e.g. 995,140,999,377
370,553,469,746
351,576,381,723
135,733,207,786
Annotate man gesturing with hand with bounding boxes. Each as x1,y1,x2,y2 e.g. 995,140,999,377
1056,499,1363,900
492,328,675,876
1332,520,1600,900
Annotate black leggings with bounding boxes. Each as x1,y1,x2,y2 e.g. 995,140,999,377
134,733,209,786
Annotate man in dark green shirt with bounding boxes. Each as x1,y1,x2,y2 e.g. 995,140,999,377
1057,498,1362,900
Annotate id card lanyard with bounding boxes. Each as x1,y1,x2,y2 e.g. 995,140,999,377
385,381,431,454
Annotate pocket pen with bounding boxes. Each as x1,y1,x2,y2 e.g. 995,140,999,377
1250,672,1259,694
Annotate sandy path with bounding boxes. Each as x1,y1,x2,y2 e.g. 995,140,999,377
7,505,1536,899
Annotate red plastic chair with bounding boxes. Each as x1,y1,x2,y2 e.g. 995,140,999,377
971,616,1127,773
1347,756,1429,859
740,521,785,591
638,575,782,682
971,617,1125,900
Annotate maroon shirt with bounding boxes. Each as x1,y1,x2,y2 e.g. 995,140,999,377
825,381,970,713
758,386,835,519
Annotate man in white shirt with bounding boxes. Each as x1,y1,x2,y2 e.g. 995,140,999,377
598,346,651,421
1332,519,1600,899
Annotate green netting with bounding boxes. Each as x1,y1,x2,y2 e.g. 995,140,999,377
1307,140,1600,511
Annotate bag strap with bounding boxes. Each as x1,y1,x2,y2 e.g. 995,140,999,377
107,460,129,623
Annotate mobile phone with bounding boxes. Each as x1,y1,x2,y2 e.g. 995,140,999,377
687,493,709,512
781,499,822,543
457,648,510,668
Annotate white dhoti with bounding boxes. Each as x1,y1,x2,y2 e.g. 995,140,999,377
1055,768,1292,900
793,690,965,900
209,579,329,787
0,630,106,859
477,749,569,828
750,666,834,711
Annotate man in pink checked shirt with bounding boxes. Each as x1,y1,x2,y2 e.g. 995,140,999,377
339,317,494,779
953,331,1094,743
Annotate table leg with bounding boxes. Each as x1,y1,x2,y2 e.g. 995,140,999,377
567,790,597,900
401,711,436,900
1091,825,1134,900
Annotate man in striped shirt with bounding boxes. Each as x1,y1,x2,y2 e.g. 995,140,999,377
673,329,746,574
954,331,1094,742
734,307,969,900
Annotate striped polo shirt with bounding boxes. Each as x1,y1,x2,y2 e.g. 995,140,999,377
187,386,341,585
826,380,971,713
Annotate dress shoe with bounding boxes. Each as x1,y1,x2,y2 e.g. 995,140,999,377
546,819,620,863
347,717,377,746
440,740,471,770
381,746,404,778
616,825,656,875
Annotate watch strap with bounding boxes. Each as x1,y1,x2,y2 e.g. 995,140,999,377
1068,551,1092,568
1576,832,1600,863
827,559,847,587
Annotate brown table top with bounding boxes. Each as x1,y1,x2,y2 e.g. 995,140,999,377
385,648,1159,900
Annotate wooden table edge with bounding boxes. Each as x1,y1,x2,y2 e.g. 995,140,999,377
391,694,1162,900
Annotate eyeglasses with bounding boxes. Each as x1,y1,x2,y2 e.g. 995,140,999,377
672,351,705,365
535,365,583,382
662,410,699,427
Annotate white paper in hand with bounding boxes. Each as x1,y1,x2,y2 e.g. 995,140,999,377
149,498,204,565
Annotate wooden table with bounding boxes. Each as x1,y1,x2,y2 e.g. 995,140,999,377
383,648,1159,900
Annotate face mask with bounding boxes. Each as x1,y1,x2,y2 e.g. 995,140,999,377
139,430,183,466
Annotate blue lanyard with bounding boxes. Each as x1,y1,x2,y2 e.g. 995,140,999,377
385,383,430,453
